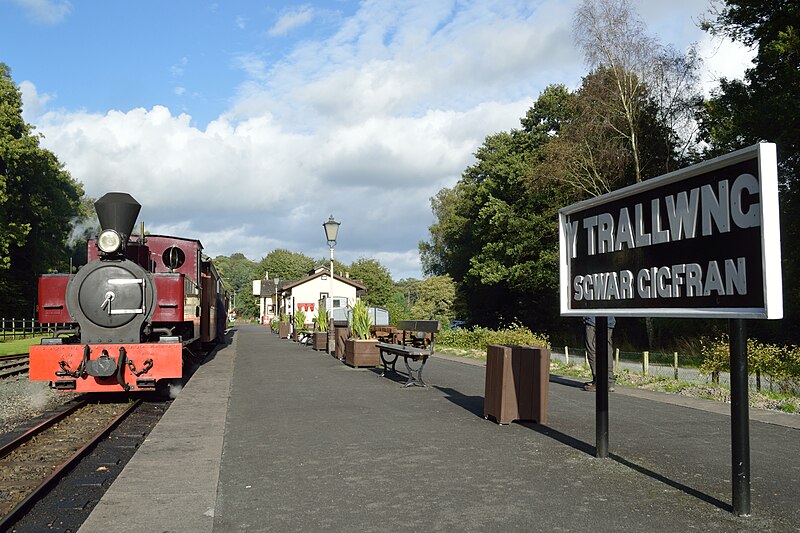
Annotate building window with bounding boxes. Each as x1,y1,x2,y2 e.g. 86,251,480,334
320,292,329,300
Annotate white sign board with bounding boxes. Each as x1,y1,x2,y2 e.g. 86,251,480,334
559,143,782,319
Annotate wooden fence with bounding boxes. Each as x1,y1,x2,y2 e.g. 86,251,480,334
0,318,67,341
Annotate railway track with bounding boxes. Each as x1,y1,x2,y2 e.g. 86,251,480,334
0,398,140,529
0,354,29,379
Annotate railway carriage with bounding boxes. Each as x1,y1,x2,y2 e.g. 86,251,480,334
30,192,227,393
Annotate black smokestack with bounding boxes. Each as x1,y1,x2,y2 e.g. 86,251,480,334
94,192,141,237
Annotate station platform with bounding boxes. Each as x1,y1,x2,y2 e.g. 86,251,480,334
79,325,799,532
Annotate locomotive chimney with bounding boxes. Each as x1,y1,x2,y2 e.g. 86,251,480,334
94,192,141,238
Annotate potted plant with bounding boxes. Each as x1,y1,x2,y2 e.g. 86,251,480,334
313,307,329,351
344,300,379,367
278,312,290,339
293,309,307,341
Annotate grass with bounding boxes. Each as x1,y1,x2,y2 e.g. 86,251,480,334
0,336,46,356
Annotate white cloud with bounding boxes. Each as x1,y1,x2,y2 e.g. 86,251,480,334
19,80,53,122
696,34,755,96
268,6,315,37
170,57,188,78
12,0,72,24
27,0,735,280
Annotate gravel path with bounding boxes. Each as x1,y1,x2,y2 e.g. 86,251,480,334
0,375,77,434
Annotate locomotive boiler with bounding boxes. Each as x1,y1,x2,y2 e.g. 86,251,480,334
30,192,227,393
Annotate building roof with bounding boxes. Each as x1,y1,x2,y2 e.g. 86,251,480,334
281,268,366,292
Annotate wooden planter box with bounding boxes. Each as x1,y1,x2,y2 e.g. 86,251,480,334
344,338,380,368
278,322,290,339
313,331,328,351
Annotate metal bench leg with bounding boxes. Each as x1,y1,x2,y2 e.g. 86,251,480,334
402,356,428,388
379,352,398,377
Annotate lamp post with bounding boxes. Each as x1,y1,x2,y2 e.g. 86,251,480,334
274,276,280,319
323,215,340,315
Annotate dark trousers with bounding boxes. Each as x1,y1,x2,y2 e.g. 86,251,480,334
585,323,615,385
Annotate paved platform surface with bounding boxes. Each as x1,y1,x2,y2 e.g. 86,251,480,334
80,325,800,532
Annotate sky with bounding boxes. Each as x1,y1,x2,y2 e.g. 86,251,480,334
1,0,754,280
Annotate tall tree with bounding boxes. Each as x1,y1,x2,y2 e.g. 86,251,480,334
259,248,315,282
573,0,701,186
410,275,456,324
347,258,394,308
0,63,83,316
698,0,800,343
214,253,260,318
421,85,575,330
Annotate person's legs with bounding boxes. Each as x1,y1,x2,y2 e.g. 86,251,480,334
585,322,597,384
607,329,615,385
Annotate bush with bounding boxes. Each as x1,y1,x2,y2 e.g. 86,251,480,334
294,309,307,331
700,335,800,393
438,323,550,351
314,307,329,332
699,335,729,384
350,300,372,340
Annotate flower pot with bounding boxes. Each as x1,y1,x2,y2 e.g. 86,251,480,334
313,331,327,351
344,338,380,368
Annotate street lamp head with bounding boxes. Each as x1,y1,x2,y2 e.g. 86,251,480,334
274,276,279,286
323,215,340,247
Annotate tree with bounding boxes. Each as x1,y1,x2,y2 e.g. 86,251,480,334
0,63,83,316
421,85,575,330
698,0,800,343
347,258,394,308
259,249,315,282
410,275,456,324
573,0,701,186
214,253,260,318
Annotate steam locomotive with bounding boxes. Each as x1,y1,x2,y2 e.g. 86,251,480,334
29,192,228,393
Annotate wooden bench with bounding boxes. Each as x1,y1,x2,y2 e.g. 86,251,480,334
376,320,440,387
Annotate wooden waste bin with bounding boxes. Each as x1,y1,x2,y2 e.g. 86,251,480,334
484,344,550,425
332,320,350,360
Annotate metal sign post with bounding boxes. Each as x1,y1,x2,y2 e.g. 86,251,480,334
595,317,609,458
730,318,750,516
558,143,782,515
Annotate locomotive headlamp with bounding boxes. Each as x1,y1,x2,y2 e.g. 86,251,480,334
97,229,123,254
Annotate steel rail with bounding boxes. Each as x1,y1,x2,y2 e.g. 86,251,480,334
0,354,29,379
0,399,141,529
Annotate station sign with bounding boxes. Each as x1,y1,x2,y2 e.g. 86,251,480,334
559,143,782,319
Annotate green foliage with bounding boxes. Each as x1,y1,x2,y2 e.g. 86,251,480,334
214,253,259,319
700,335,800,392
699,335,730,384
349,300,372,340
270,318,279,333
260,249,315,282
294,309,307,330
410,275,456,324
279,312,289,323
0,63,83,316
698,0,800,345
384,290,411,326
438,323,550,351
348,258,394,308
314,307,328,332
420,86,576,331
